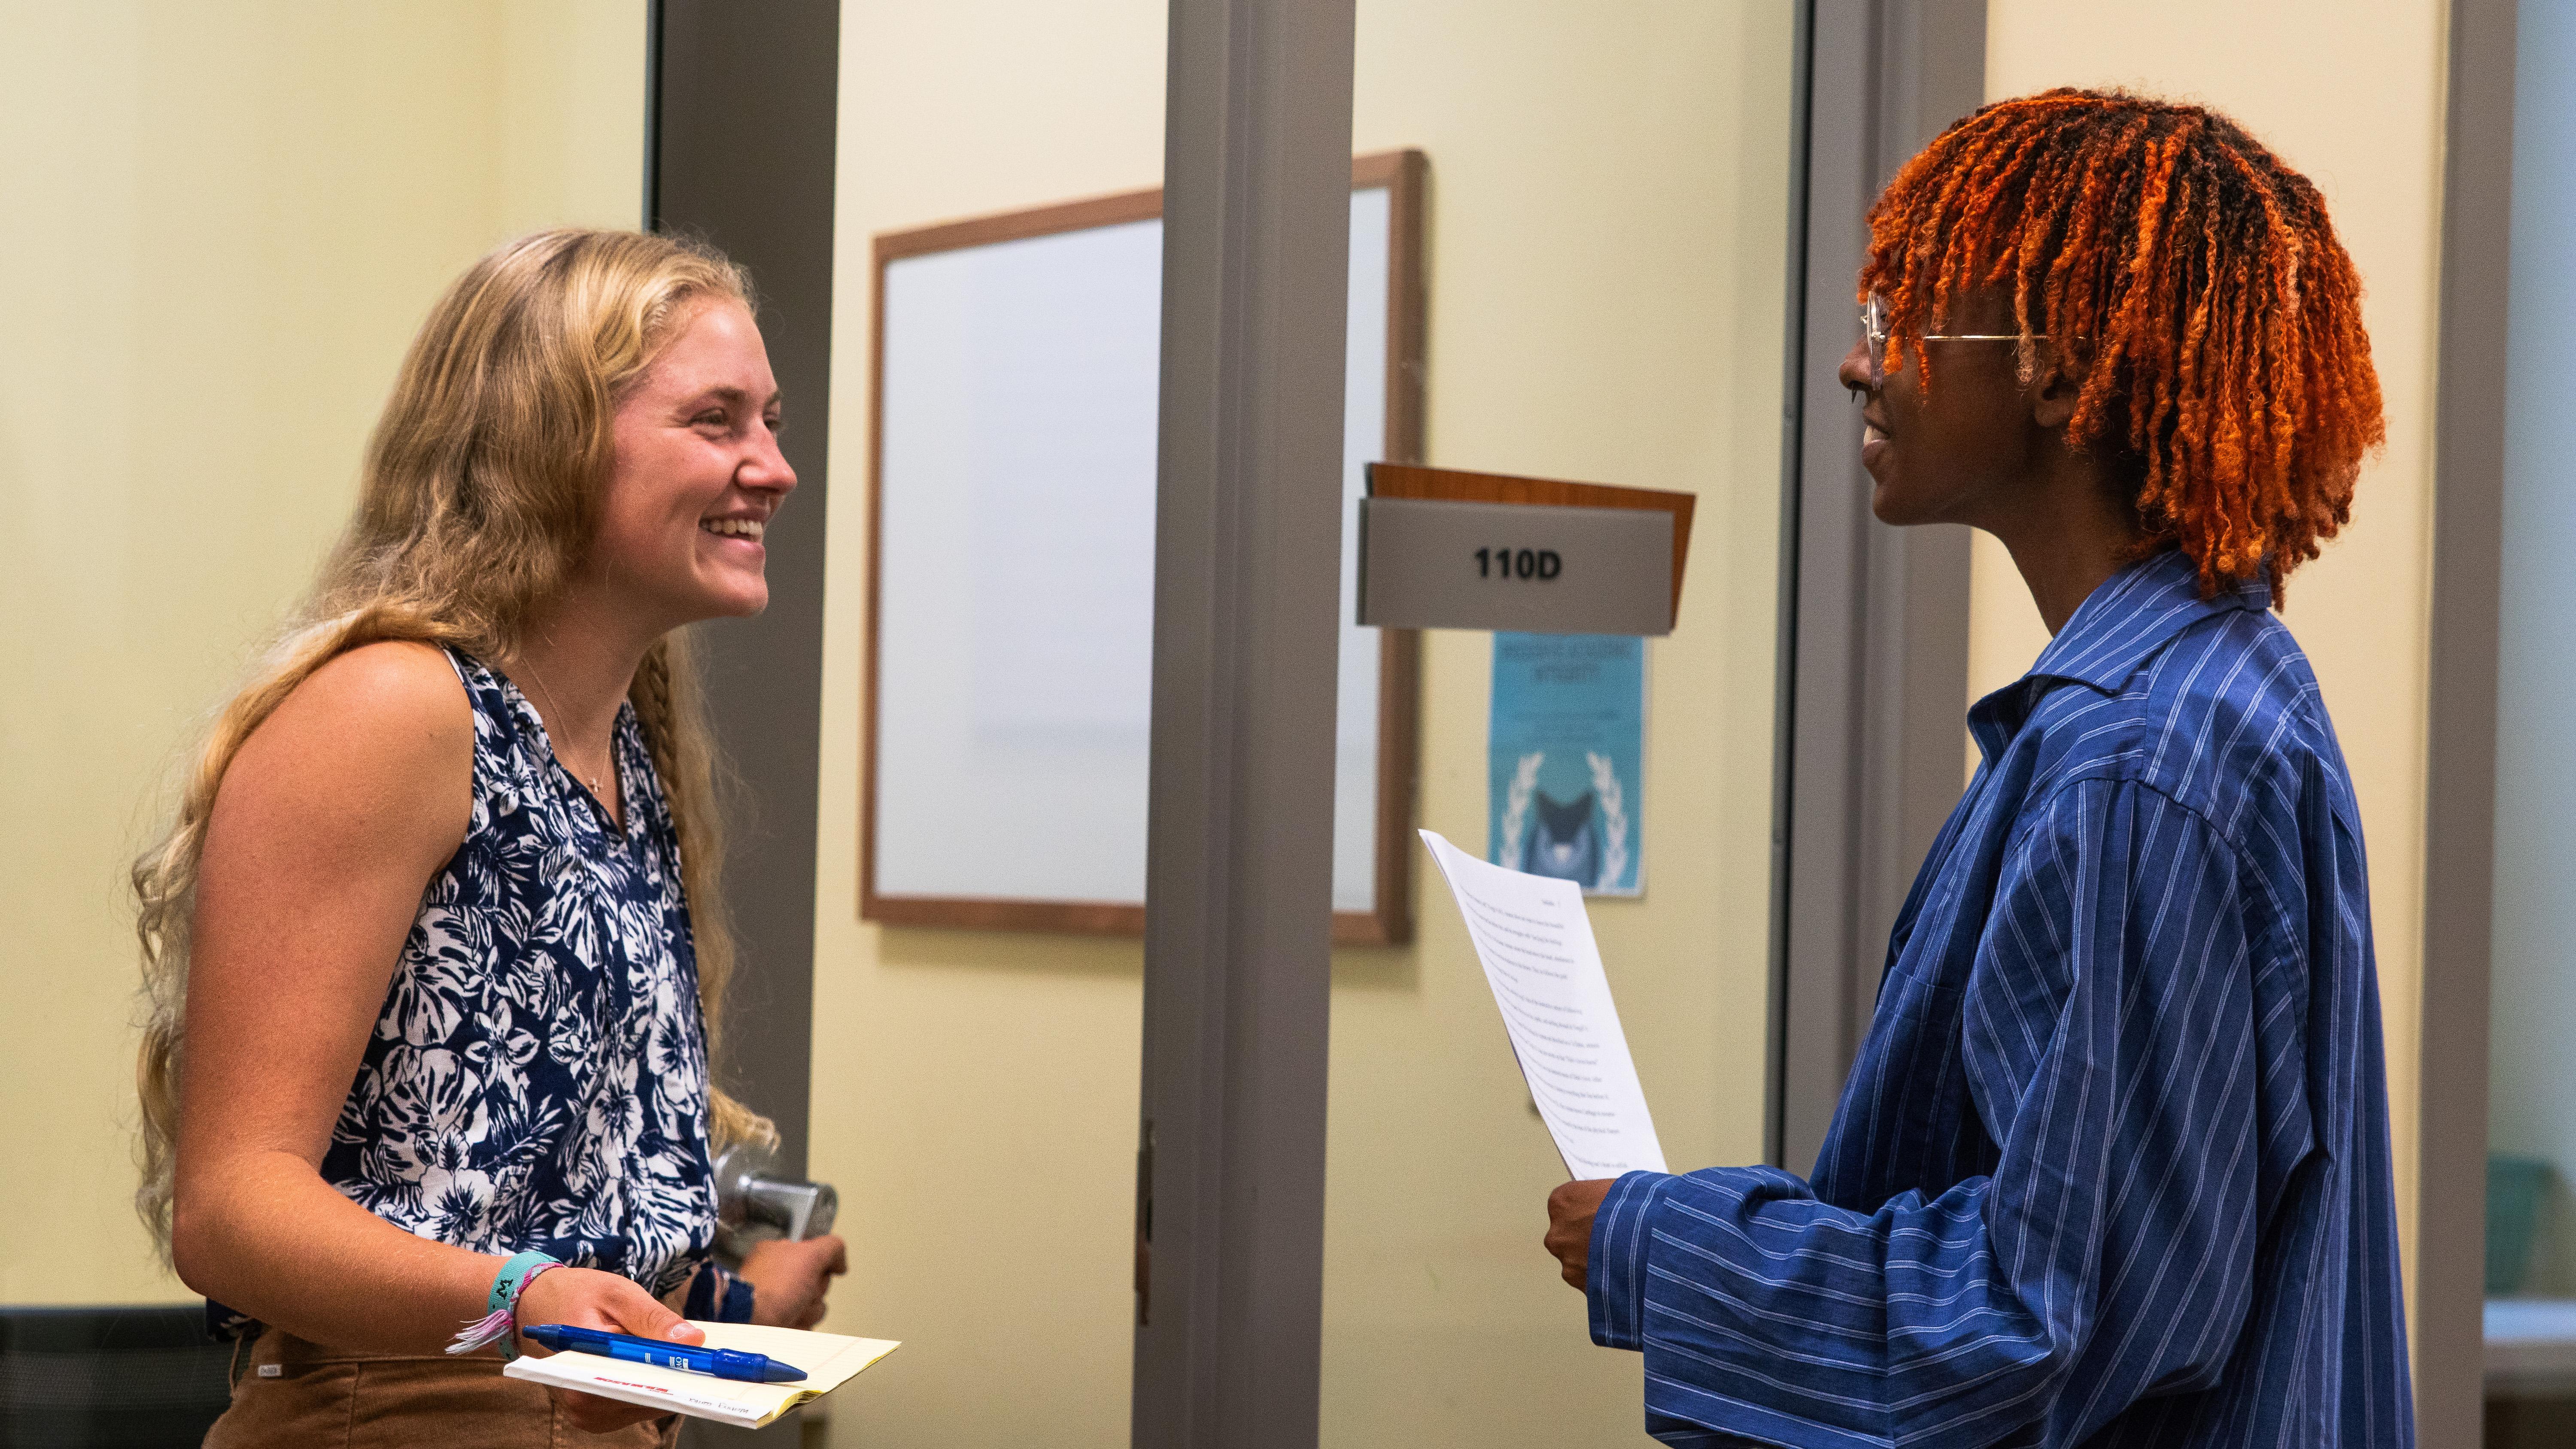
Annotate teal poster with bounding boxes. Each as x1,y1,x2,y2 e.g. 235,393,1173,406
1488,633,1644,896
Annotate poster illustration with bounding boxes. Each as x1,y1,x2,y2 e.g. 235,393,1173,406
1487,632,1645,896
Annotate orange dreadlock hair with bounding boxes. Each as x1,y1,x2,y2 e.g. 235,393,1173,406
1863,88,2385,600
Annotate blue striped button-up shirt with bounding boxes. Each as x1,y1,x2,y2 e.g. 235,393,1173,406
1590,548,2409,1446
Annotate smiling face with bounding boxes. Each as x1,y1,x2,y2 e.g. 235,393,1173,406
1836,290,2050,530
592,298,795,632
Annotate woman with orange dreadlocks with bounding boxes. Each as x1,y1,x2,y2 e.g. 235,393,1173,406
1543,90,2408,1446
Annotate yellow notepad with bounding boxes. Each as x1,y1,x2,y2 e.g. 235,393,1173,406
502,1322,900,1429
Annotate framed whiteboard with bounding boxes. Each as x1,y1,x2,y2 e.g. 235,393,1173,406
863,151,1425,943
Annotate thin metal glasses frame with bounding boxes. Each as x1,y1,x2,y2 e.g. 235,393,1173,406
1859,295,2047,387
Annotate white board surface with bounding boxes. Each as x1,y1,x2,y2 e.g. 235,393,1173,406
873,186,1394,913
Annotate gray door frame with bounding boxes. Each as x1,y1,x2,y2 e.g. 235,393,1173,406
1130,2,1357,1446
2416,0,2518,1440
1769,0,1985,1175
648,0,841,1178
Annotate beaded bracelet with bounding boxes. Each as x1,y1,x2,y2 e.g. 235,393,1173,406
445,1251,563,1360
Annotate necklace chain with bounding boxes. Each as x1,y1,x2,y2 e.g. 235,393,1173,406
521,660,610,803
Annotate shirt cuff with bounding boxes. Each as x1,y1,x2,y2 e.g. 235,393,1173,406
1586,1170,1672,1352
684,1261,759,1323
720,1271,756,1323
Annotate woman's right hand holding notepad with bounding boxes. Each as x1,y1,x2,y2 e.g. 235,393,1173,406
514,1268,713,1435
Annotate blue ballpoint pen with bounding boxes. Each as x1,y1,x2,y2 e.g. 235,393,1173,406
522,1324,808,1383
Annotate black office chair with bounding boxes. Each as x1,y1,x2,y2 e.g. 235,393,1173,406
0,1304,232,1448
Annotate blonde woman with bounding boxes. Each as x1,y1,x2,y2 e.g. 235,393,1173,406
134,230,846,1444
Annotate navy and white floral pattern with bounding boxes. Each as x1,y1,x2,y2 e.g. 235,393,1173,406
317,649,717,1299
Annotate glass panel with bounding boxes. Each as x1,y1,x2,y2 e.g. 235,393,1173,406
1321,4,1801,1441
0,2,646,1437
2487,5,2576,1443
806,2,1166,1444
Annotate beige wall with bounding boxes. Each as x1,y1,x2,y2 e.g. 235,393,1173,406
0,0,644,1306
1975,0,2448,1313
811,3,1792,1445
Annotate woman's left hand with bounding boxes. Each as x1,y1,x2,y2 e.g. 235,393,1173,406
738,1235,848,1330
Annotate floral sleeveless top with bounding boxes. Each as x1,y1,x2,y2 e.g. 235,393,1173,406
316,649,717,1297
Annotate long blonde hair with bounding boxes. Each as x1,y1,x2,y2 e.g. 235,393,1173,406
134,228,773,1256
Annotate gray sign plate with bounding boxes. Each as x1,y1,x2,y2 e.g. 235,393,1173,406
1358,497,1674,635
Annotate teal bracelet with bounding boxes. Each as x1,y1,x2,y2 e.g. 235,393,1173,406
487,1251,559,1318
444,1250,562,1361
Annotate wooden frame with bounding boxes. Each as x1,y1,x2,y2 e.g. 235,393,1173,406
861,149,1426,944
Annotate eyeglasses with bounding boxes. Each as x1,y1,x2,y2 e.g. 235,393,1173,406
1859,296,2047,389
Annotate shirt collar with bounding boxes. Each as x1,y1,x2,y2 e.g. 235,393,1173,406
1967,549,2270,759
2023,547,2270,696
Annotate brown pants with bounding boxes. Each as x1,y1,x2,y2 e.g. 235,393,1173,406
202,1329,682,1449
